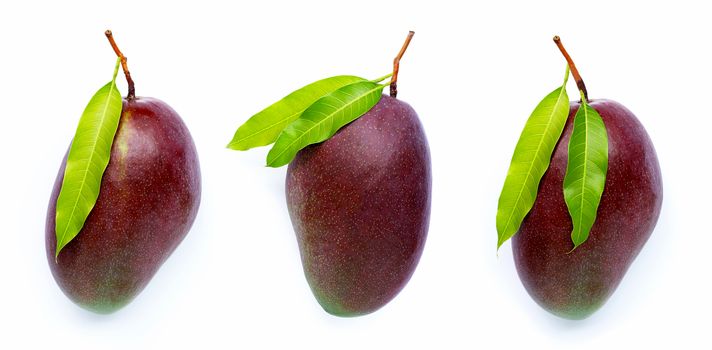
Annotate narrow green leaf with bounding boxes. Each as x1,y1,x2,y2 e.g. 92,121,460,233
266,81,386,167
563,93,609,249
227,75,367,150
55,58,124,257
496,67,571,249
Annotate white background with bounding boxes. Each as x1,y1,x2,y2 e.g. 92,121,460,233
0,0,709,348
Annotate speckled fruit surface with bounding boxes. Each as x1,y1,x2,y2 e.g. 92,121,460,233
513,99,662,320
286,95,431,317
45,97,201,314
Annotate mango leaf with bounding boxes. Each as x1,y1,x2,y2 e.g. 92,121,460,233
563,94,608,249
55,58,124,257
496,67,571,249
227,75,367,150
266,81,386,167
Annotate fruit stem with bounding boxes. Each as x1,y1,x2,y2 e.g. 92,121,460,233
105,30,136,99
553,35,588,102
390,31,415,98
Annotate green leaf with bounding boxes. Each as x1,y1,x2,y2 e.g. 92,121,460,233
227,75,367,150
496,67,571,249
55,58,124,257
265,81,386,167
563,93,609,249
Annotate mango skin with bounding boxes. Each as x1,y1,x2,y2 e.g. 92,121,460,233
46,97,201,314
513,99,662,320
286,95,431,317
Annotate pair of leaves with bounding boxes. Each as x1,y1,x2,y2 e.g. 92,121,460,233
227,75,366,150
496,67,609,250
227,76,388,167
55,58,124,258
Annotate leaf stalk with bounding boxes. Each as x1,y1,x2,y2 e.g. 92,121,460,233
370,73,392,83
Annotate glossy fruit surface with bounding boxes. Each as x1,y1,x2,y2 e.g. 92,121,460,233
46,97,201,313
286,95,431,316
513,99,662,319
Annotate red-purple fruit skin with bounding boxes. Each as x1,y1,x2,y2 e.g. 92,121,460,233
513,99,662,320
45,97,201,314
286,95,431,317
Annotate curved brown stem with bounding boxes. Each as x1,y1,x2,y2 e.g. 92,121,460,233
105,30,135,99
553,35,588,102
390,31,415,98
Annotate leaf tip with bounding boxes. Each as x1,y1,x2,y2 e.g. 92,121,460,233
567,229,588,253
265,159,283,168
227,139,254,151
54,243,63,261
496,235,506,251
264,155,277,168
265,148,288,168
